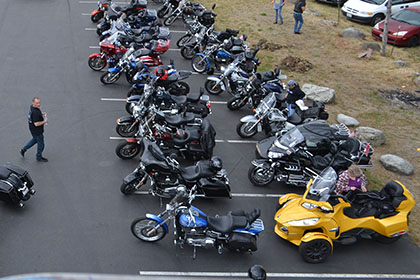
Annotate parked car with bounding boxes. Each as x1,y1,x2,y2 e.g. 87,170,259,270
372,7,420,47
317,0,347,6
342,0,420,26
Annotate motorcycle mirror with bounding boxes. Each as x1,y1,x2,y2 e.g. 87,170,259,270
211,3,216,10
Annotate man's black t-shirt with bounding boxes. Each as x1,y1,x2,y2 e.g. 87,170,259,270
287,85,306,104
294,1,306,13
28,106,44,136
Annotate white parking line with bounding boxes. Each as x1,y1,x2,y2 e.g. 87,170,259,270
133,191,282,198
170,30,187,33
110,137,256,144
85,28,97,31
168,48,180,51
139,271,420,279
211,101,227,104
81,13,91,16
89,46,100,49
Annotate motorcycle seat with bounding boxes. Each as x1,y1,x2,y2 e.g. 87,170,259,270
170,95,187,105
134,48,151,57
207,214,248,233
0,167,12,180
164,112,195,126
180,161,215,182
187,92,200,103
287,111,302,125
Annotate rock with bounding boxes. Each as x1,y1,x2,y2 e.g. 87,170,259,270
415,76,420,88
355,127,386,146
395,60,408,67
320,19,338,26
379,154,414,175
302,84,336,103
341,28,366,39
337,114,360,127
361,42,381,52
414,72,420,76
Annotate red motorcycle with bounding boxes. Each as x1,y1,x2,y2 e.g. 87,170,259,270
88,39,127,71
139,39,171,67
91,0,111,23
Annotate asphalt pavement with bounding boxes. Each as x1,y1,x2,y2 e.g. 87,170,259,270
0,0,419,279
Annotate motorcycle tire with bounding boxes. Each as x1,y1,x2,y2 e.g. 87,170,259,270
176,34,193,48
205,80,223,95
131,217,167,242
115,122,138,137
170,81,190,95
163,15,177,26
180,46,196,60
96,27,105,36
227,97,246,110
191,55,207,73
299,239,331,264
125,102,135,114
115,141,144,159
100,72,120,84
248,165,274,186
126,72,135,84
127,87,144,97
236,122,257,138
88,56,107,71
91,13,103,23
99,34,108,41
157,6,169,18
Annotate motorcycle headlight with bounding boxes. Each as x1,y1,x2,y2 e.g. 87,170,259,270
268,151,283,159
287,218,319,226
301,202,318,210
393,31,408,36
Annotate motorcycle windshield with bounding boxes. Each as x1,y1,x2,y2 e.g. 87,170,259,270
307,167,337,202
255,92,276,116
273,127,304,150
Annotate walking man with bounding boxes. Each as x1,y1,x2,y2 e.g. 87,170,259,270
293,0,306,34
272,0,286,24
20,97,48,162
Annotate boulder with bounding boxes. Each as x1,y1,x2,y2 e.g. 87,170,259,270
302,84,336,103
414,76,420,88
379,154,414,175
361,42,381,52
341,28,366,39
395,60,408,67
355,127,386,146
337,114,360,127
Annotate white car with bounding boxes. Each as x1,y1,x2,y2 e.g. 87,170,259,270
341,0,420,25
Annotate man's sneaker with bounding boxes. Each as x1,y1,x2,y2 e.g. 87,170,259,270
19,149,25,157
37,157,48,162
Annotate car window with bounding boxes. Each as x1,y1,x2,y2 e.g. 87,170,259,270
392,0,405,5
391,9,420,25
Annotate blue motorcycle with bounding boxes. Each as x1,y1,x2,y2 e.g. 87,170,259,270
131,186,264,258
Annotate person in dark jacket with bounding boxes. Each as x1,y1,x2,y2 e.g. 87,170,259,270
293,0,306,34
20,97,48,162
285,80,305,117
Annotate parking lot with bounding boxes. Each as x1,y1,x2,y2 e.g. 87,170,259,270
0,0,420,278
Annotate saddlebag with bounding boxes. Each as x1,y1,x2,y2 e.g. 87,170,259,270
228,232,257,252
4,163,34,188
197,178,231,198
0,181,20,204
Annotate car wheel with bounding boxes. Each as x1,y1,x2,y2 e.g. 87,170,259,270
408,35,419,47
371,14,384,26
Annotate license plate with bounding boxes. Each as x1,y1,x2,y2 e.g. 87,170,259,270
347,13,352,18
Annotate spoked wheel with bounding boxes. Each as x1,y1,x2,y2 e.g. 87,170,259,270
204,80,223,95
91,12,103,23
177,34,193,47
157,6,169,18
227,97,246,110
236,122,257,138
299,239,332,264
88,56,107,71
180,46,196,59
100,72,120,84
170,81,190,95
191,55,208,73
115,141,144,159
248,165,274,186
131,218,166,242
164,14,177,26
120,175,146,194
116,122,138,137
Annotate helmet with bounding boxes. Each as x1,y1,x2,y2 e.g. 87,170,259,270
154,67,169,80
287,80,297,87
210,156,223,171
248,265,267,280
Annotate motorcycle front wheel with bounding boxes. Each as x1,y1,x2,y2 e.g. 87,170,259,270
227,96,246,110
236,122,257,138
157,6,169,18
88,56,107,71
120,173,146,194
248,165,274,186
180,46,196,60
177,34,193,48
91,12,103,23
100,72,120,84
116,122,138,137
115,141,144,159
163,14,177,26
191,55,208,73
127,87,144,97
205,80,223,95
131,218,167,242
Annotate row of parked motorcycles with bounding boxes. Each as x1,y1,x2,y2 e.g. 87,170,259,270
85,0,414,264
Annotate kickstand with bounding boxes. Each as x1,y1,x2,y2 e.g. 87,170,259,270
192,246,197,260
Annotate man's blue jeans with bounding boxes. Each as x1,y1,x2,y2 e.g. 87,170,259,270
22,134,44,159
293,12,304,33
275,6,283,24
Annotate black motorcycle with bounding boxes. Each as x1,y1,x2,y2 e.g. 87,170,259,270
248,120,374,187
120,138,230,198
0,163,36,208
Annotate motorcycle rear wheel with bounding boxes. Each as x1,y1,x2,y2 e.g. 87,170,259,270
180,46,196,60
248,165,274,186
100,72,120,84
227,97,246,110
191,55,207,73
236,122,257,138
115,141,144,159
204,80,223,95
177,34,193,48
116,122,138,137
88,56,107,71
163,15,177,26
131,218,166,242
